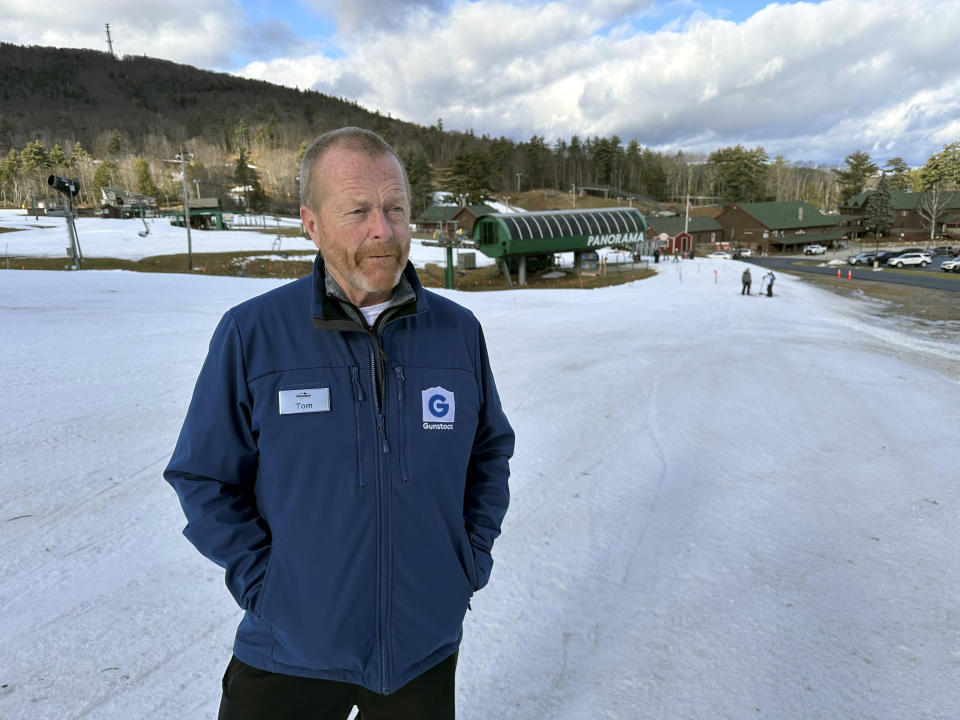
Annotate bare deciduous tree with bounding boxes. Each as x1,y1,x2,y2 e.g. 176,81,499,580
917,186,950,241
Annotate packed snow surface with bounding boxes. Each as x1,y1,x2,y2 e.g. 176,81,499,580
1,258,959,719
0,209,495,269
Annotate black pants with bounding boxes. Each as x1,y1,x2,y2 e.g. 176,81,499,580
218,652,458,720
741,282,750,295
767,284,773,297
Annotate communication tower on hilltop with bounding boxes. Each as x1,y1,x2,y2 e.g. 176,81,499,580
105,24,115,58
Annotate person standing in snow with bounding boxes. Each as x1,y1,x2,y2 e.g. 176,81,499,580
766,271,776,297
165,127,515,720
741,268,752,295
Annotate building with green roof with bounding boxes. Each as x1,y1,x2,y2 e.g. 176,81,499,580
414,204,460,234
840,189,960,240
716,201,846,253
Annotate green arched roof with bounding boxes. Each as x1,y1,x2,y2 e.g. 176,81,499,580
479,207,646,241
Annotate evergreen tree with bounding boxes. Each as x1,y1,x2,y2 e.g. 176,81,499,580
864,173,893,239
834,150,877,204
106,129,124,157
522,135,550,189
708,145,769,205
398,149,433,214
640,149,668,200
592,136,616,187
884,157,910,190
920,141,960,190
68,142,89,168
20,139,50,174
487,137,515,193
20,139,51,198
49,143,67,169
625,140,642,193
93,160,119,198
568,135,584,189
448,147,494,204
134,158,159,197
234,148,266,211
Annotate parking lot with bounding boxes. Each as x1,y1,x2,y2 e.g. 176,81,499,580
748,248,960,293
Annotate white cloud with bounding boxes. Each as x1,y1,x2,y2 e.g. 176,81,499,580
4,0,959,164
0,0,300,69
257,0,955,165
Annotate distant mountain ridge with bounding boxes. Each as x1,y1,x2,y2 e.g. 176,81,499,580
0,42,420,153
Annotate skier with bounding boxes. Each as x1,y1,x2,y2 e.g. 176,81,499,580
766,271,776,297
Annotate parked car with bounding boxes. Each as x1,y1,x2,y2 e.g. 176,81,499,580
940,258,960,272
847,251,878,265
931,246,957,256
804,244,827,255
887,252,932,268
732,248,754,258
707,251,733,259
874,250,902,265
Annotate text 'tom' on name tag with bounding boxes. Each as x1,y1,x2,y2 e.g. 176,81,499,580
279,388,331,415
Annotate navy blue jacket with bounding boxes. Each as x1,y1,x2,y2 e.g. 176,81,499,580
164,257,514,694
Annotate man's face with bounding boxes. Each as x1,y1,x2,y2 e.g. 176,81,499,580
300,147,411,307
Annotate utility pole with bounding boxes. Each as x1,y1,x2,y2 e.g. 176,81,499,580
194,179,201,199
176,146,194,270
105,24,115,58
515,170,523,193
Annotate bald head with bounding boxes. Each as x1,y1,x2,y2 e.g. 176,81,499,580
299,127,409,213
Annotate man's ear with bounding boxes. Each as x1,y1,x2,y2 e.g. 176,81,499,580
300,205,321,250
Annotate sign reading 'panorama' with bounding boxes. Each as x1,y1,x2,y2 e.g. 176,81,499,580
586,232,645,247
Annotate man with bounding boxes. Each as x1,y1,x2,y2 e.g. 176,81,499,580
766,271,776,297
741,267,751,295
164,127,515,720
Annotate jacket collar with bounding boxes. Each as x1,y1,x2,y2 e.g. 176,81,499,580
310,252,426,328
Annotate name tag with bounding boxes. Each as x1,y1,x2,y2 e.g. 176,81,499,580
279,387,330,415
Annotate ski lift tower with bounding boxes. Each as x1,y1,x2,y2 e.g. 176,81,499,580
421,222,475,289
47,175,83,270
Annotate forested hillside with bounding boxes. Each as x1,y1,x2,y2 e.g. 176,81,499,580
2,43,957,215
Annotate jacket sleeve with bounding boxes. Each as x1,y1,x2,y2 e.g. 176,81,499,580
465,323,515,591
163,310,269,612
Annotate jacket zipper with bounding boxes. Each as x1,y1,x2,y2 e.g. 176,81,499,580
350,367,366,489
367,336,392,694
395,366,408,485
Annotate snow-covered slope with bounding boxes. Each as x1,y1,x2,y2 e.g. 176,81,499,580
1,260,957,719
0,209,495,268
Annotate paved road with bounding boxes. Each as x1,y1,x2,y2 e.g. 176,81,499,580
746,256,960,293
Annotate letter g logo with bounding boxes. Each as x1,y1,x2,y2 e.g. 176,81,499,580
421,386,455,423
429,394,449,418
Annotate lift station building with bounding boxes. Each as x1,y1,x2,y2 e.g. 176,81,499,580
472,207,647,284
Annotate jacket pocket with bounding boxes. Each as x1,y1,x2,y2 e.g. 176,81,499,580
461,528,479,591
395,367,479,488
471,544,493,592
251,547,278,619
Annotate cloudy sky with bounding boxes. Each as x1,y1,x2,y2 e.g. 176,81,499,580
3,0,959,166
